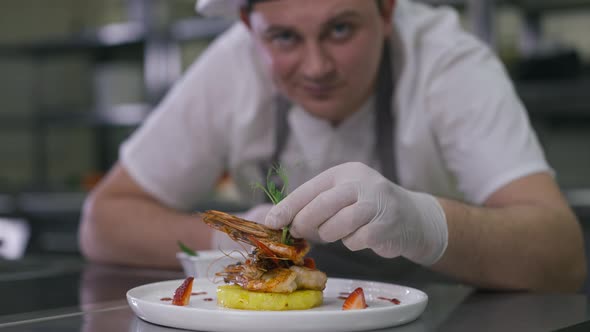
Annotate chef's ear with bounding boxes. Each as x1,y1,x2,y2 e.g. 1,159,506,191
379,0,396,21
240,8,252,30
379,0,396,37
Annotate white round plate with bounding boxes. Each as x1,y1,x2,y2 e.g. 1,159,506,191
127,278,428,332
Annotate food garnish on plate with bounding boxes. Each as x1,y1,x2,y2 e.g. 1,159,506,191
342,287,368,310
177,240,198,256
172,276,194,306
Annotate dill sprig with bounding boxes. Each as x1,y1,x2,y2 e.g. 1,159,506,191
252,165,292,245
253,165,289,205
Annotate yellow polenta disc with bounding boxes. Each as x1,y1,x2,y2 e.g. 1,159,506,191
216,285,323,311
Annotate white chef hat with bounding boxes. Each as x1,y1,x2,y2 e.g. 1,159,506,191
196,0,246,19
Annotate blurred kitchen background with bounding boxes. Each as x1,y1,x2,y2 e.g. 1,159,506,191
0,0,589,263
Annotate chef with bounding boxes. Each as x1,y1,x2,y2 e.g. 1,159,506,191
79,0,586,291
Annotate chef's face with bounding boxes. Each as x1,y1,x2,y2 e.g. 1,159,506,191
243,0,395,125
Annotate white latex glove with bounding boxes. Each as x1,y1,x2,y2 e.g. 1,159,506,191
210,204,274,250
235,203,275,223
263,162,448,266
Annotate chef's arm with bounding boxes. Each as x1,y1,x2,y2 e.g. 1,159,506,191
432,172,587,292
79,162,214,268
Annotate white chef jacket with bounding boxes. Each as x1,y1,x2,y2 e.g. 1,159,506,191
120,0,550,211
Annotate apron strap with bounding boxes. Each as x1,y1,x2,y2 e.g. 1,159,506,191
375,40,397,183
258,94,291,201
271,94,292,167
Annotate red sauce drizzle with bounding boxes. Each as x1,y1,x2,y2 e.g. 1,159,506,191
337,296,348,300
160,297,172,301
192,292,207,296
378,296,401,305
203,298,214,302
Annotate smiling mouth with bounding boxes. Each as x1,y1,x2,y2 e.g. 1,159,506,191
301,84,340,97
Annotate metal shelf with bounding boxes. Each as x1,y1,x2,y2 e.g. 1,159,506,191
420,0,468,6
0,194,17,216
17,192,86,216
511,0,590,12
0,18,230,56
516,78,590,120
0,22,145,56
0,103,150,128
40,103,151,127
566,188,590,221
422,0,590,11
0,115,35,129
0,7,232,192
170,18,233,42
419,0,590,49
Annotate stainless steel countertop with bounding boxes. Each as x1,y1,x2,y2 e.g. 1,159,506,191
0,249,588,332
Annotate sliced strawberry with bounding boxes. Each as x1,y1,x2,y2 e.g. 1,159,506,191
342,287,368,310
172,277,194,306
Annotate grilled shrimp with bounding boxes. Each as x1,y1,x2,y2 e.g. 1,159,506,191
219,263,327,293
201,210,309,265
201,209,327,293
290,266,327,291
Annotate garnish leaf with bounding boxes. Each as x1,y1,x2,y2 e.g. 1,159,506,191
178,240,198,256
281,226,292,246
252,164,289,205
252,164,292,245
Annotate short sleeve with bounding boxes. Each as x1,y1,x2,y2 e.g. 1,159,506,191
427,36,551,204
120,24,251,211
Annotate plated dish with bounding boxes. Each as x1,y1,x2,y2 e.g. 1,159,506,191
127,277,428,332
129,208,428,331
199,210,327,310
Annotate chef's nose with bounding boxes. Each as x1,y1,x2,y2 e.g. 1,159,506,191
301,42,335,80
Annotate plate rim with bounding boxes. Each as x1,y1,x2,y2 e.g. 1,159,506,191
127,277,428,316
127,277,428,332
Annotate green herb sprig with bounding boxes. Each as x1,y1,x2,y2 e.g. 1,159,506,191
253,165,289,205
178,240,198,256
252,165,292,245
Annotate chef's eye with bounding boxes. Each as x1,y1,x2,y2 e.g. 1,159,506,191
330,22,354,40
270,30,299,49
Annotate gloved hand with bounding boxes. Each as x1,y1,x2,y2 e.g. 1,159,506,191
211,204,274,250
263,162,448,266
235,203,275,223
